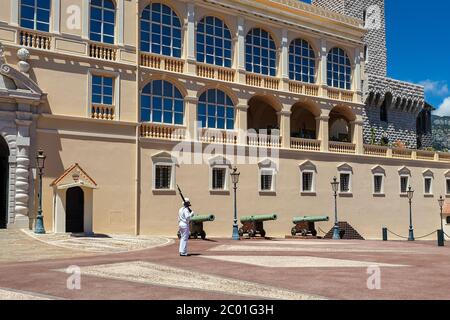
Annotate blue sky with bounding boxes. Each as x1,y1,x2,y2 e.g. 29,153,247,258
302,0,450,116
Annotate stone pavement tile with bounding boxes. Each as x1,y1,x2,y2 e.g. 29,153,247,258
67,261,325,300
200,255,408,268
0,288,57,300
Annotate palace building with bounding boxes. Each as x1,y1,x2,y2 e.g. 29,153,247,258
0,0,448,239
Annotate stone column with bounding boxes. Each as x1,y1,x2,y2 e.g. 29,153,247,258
278,110,291,149
14,119,31,228
185,96,198,141
10,0,19,26
319,39,328,96
236,104,248,145
236,17,246,84
185,3,196,75
281,29,289,91
52,0,61,34
316,114,330,152
351,119,364,154
354,47,362,103
82,0,89,39
117,0,124,46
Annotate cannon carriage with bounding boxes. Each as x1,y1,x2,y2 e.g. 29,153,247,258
291,216,329,237
177,214,215,240
238,214,277,238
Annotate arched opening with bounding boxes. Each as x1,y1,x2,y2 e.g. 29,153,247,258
66,187,84,233
0,136,9,229
291,103,320,139
329,105,356,143
247,96,280,135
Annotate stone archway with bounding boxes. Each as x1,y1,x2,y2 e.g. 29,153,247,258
0,135,9,228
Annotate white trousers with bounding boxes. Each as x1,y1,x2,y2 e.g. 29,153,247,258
179,224,189,255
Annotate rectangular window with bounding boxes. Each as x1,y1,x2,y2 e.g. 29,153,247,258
424,177,432,195
212,168,226,190
302,172,314,192
92,75,114,105
155,165,172,190
340,173,351,193
400,176,409,194
260,169,274,192
374,175,383,194
446,179,450,195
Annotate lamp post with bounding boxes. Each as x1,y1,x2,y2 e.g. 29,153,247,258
331,177,340,240
34,149,46,234
230,167,240,240
407,186,415,241
438,195,445,233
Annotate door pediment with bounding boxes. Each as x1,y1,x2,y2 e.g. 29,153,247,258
51,163,98,190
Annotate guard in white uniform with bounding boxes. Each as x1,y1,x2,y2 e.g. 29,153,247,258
178,198,194,256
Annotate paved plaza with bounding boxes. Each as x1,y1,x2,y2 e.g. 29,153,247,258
1,230,450,300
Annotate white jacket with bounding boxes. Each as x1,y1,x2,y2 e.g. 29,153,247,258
178,207,194,227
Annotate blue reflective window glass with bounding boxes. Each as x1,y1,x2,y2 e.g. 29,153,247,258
140,4,182,57
89,0,116,44
245,28,277,76
140,80,184,124
288,39,316,84
197,89,235,130
196,16,232,68
91,75,114,105
20,0,51,32
327,48,351,89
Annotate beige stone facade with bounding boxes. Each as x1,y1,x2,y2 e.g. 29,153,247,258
0,0,448,239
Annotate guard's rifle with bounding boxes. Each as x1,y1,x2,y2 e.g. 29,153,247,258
177,184,192,213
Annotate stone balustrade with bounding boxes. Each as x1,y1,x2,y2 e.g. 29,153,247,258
140,53,184,73
247,134,282,148
326,87,354,102
329,141,356,154
89,42,117,61
288,81,320,96
291,138,321,151
364,144,389,157
196,64,235,82
91,104,115,120
200,129,237,144
19,30,51,50
246,73,280,90
140,123,186,140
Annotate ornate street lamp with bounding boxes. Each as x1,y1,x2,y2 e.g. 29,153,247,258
438,195,445,233
230,167,240,240
34,149,46,234
407,186,415,241
331,176,340,240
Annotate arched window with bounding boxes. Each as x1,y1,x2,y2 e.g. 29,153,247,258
289,39,315,83
141,80,184,125
197,16,232,68
198,89,234,130
90,0,116,44
20,0,51,32
140,3,182,58
327,47,352,90
245,28,277,76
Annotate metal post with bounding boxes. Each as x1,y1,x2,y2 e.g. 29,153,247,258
34,167,45,234
382,227,388,241
332,190,340,240
440,205,444,235
232,183,239,240
438,229,445,247
408,198,414,241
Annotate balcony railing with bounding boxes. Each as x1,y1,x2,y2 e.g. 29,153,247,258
326,88,354,102
89,42,117,61
196,64,235,82
288,81,319,97
416,150,436,161
329,141,356,154
200,129,237,144
246,73,280,90
140,53,184,73
392,148,412,159
364,144,389,157
291,138,321,151
19,30,51,50
91,104,115,120
247,134,282,148
140,123,186,140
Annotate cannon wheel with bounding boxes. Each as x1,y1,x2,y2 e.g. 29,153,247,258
248,229,256,238
238,228,244,237
200,231,206,240
301,229,308,237
192,233,198,239
312,230,318,237
260,229,266,238
177,231,181,239
291,227,297,237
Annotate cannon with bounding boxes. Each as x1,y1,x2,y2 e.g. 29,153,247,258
238,214,277,238
291,216,329,237
177,214,215,240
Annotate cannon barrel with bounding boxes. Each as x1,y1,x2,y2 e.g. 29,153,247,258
293,216,329,224
240,214,278,223
191,214,215,223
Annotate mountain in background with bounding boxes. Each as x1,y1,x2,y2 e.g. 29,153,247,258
432,115,450,151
